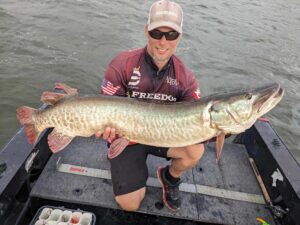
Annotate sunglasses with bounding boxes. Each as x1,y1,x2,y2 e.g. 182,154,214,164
148,29,180,41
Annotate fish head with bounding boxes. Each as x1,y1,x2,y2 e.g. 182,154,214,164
210,83,284,134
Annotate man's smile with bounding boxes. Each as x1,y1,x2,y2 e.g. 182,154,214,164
156,47,168,54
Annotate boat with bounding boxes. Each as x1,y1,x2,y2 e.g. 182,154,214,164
0,90,299,225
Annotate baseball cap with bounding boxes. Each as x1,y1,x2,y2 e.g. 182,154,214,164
147,0,183,33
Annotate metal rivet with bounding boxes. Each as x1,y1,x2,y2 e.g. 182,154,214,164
72,188,83,196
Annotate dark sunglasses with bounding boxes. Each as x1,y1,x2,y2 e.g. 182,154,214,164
148,29,180,41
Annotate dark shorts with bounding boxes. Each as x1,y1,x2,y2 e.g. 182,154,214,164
108,143,169,196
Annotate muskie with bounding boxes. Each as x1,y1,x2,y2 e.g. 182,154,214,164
16,83,283,161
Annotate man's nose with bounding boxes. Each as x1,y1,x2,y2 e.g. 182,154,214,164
158,35,167,44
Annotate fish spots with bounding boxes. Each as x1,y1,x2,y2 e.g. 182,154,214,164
203,102,213,126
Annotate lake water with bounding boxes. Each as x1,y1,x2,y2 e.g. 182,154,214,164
0,0,299,163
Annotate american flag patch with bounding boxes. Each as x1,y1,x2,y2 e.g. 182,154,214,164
101,79,120,95
192,88,201,99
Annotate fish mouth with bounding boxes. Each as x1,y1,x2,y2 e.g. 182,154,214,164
253,83,284,113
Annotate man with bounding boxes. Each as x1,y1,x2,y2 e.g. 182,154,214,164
100,0,204,212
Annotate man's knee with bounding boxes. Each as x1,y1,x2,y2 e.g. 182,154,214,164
116,198,141,211
115,187,146,212
184,144,205,163
168,144,205,163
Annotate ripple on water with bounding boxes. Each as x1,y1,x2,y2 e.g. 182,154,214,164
292,103,300,128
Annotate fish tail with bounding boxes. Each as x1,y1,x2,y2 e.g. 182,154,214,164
16,106,35,125
16,106,40,145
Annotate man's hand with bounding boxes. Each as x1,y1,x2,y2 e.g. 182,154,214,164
103,127,117,143
98,127,117,143
96,127,129,159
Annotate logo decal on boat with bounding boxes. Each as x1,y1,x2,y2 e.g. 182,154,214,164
271,168,284,187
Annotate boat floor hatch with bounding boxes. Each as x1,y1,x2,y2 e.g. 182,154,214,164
30,137,275,225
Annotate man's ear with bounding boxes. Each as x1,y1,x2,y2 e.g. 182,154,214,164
178,33,183,41
144,25,148,37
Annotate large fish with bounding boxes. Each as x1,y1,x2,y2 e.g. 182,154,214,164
16,83,283,161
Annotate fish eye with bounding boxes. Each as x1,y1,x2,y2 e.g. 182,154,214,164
245,93,252,100
211,104,220,112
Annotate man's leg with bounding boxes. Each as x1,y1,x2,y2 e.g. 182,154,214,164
109,144,149,212
168,143,205,177
157,143,205,211
115,187,146,211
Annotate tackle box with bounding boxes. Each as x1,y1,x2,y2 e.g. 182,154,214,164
29,205,96,225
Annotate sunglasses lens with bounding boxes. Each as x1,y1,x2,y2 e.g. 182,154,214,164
165,31,180,40
149,30,164,40
149,30,179,41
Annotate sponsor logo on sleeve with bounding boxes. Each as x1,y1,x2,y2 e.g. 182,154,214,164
192,88,201,99
101,79,121,95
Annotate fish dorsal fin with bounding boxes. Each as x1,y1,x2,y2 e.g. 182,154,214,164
48,129,74,153
107,137,130,159
41,83,78,105
215,133,226,163
55,83,78,96
41,91,67,105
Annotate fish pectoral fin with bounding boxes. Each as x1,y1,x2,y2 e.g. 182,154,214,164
55,83,78,96
107,137,130,159
48,129,74,153
215,133,226,163
41,91,67,105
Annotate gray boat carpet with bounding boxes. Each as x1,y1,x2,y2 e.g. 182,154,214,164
30,137,275,225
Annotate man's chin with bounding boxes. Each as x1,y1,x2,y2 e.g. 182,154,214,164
154,55,170,63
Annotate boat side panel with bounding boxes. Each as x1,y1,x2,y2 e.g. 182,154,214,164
239,120,300,225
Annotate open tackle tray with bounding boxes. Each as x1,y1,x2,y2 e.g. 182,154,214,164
30,205,96,225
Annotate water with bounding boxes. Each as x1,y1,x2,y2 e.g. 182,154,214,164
0,0,299,163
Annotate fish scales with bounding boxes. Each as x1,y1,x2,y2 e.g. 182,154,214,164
34,96,216,147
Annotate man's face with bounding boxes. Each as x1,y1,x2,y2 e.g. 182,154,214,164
145,26,182,66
